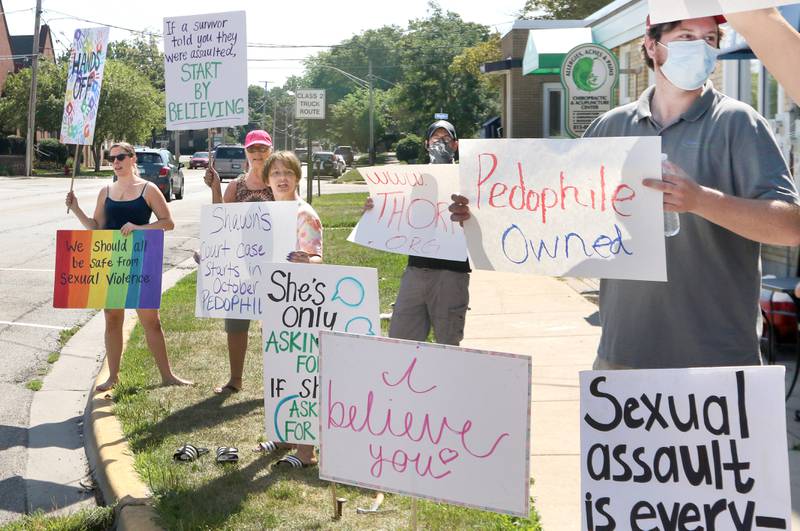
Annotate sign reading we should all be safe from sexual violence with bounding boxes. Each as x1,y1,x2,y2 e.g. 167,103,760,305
163,11,247,130
348,165,468,261
319,331,532,517
262,263,379,446
581,367,790,530
459,137,666,281
53,230,164,309
60,27,109,145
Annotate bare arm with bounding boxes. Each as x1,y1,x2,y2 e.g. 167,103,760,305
204,158,224,204
66,189,106,230
725,8,800,104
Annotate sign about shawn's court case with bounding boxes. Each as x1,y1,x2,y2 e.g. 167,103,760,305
459,137,666,281
54,230,163,309
648,0,795,24
262,264,379,446
163,11,247,130
195,201,297,320
580,367,790,530
348,165,468,261
319,332,532,517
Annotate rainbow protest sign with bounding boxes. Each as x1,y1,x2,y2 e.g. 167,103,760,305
59,27,109,145
53,230,164,309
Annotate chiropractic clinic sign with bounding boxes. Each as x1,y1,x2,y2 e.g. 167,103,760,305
163,11,248,130
561,43,618,138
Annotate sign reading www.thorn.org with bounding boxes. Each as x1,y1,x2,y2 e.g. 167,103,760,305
295,89,326,120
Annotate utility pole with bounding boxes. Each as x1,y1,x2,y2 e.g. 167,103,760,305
25,0,43,176
284,105,289,150
368,59,375,165
272,104,278,147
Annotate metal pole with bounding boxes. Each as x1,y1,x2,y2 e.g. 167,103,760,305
25,0,43,176
284,105,289,151
368,59,375,165
306,122,313,204
272,104,278,148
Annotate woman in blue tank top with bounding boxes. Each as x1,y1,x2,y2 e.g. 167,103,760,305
65,142,192,392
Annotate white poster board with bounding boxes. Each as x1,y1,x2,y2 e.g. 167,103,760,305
459,138,666,281
648,0,794,24
580,367,790,530
195,201,297,319
163,11,248,130
348,165,468,261
319,332,532,517
263,264,379,445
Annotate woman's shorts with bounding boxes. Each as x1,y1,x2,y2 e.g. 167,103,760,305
224,318,251,333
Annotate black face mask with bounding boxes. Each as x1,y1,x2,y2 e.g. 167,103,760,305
428,140,455,164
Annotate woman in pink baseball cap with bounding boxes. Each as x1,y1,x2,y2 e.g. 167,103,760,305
203,129,275,394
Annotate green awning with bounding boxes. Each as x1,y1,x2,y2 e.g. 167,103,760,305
523,27,593,75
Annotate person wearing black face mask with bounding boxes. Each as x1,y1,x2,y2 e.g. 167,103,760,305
364,120,470,346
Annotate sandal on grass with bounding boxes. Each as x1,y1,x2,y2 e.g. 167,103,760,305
213,384,240,395
216,446,239,464
254,441,291,453
173,444,209,462
276,455,316,469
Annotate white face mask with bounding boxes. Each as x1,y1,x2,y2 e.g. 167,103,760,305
657,39,720,91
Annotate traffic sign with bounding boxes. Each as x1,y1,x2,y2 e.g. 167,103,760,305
434,112,449,120
296,89,326,120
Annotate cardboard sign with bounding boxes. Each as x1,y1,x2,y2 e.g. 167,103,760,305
59,27,109,145
163,11,248,130
580,367,790,530
319,332,532,517
648,0,794,24
348,165,468,261
459,138,666,281
53,230,163,309
263,264,379,445
195,201,297,319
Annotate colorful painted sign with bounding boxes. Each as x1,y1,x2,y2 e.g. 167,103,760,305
458,137,667,281
319,331,532,517
196,201,297,320
348,165,468,261
581,367,790,530
59,27,110,145
53,230,163,309
649,0,794,24
163,11,248,130
263,263,379,445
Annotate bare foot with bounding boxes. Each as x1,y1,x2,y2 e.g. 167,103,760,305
295,445,318,466
95,379,117,392
213,378,242,394
162,376,193,387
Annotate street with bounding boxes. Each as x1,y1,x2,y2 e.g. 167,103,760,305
0,166,365,523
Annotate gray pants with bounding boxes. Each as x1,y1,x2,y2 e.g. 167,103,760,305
592,357,634,370
389,267,470,346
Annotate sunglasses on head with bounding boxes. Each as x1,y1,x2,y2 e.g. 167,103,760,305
108,153,132,162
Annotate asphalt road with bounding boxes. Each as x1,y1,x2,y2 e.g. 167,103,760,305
0,166,366,524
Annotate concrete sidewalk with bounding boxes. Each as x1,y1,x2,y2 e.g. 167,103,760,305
461,270,800,530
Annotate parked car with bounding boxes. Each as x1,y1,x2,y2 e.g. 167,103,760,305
333,145,355,166
133,148,184,202
294,147,309,163
761,279,798,345
189,151,209,169
313,152,346,177
212,145,246,180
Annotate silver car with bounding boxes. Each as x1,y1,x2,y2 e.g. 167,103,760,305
212,145,246,180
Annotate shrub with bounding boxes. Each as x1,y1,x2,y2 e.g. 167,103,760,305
0,135,25,155
395,134,427,164
37,138,69,164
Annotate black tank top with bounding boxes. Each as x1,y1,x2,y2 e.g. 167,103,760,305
103,184,153,230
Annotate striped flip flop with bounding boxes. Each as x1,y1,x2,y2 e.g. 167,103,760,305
172,444,209,462
276,455,315,469
216,446,239,464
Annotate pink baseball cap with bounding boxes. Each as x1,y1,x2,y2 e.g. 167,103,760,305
646,14,726,30
244,130,273,148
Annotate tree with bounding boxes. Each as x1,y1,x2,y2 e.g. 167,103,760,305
0,60,66,134
329,88,394,151
520,0,610,20
107,36,164,91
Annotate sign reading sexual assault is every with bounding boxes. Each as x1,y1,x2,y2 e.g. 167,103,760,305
348,165,468,261
163,11,248,130
581,367,790,530
195,201,297,319
459,137,666,281
263,263,379,446
319,332,532,517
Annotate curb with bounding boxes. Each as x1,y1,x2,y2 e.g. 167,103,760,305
83,257,197,531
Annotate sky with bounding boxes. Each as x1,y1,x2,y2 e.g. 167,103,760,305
3,0,525,87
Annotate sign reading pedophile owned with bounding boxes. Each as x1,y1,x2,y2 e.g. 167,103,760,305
163,11,248,130
648,0,795,24
458,137,666,281
60,27,110,145
54,230,163,309
263,264,379,446
580,367,790,531
347,165,468,261
195,201,297,320
319,332,532,517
